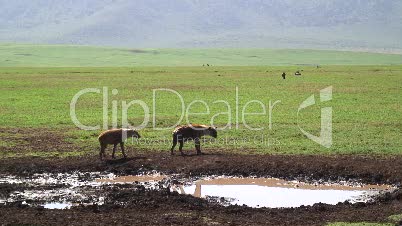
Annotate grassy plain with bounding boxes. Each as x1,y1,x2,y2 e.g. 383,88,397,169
1,44,402,67
0,46,402,226
1,65,401,157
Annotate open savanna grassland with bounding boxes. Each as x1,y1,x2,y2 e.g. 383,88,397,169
1,44,402,67
0,65,401,158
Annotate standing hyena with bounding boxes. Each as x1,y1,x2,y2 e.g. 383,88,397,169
171,124,217,156
98,129,141,160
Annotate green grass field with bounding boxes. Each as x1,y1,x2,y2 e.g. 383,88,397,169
1,65,401,156
1,44,401,67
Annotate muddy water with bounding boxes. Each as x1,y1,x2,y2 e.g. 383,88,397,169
96,175,166,183
0,173,395,209
0,172,110,209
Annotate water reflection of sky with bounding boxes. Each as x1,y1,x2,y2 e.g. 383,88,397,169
183,185,369,208
43,202,72,209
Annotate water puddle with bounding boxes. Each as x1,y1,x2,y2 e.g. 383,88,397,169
96,174,166,183
43,202,72,210
0,173,396,209
171,177,392,208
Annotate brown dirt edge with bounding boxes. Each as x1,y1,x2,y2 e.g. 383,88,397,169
0,152,402,225
1,151,402,184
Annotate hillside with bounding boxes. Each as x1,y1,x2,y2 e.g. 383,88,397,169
1,44,401,67
0,0,401,51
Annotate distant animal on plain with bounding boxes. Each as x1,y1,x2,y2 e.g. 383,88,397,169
98,129,141,160
295,71,302,76
171,124,218,156
282,72,286,79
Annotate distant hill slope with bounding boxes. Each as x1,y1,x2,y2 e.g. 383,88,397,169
0,0,401,51
0,44,401,67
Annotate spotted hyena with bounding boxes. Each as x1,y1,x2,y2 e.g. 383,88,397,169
171,124,217,156
98,129,140,160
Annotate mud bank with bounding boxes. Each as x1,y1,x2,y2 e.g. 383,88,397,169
1,152,402,185
0,152,402,225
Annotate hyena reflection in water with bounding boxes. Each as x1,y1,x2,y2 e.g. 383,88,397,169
98,129,141,160
171,124,218,156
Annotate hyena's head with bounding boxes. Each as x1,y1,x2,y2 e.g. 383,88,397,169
207,127,218,138
126,129,141,139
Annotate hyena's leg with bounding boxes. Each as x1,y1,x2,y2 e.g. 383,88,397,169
100,143,107,160
112,143,118,159
171,135,177,155
179,140,184,156
120,142,127,158
195,138,201,155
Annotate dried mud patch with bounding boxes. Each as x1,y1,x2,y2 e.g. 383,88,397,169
0,127,84,156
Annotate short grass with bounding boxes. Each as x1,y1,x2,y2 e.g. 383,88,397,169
1,44,402,67
327,212,402,226
1,65,401,156
388,213,402,222
327,223,394,226
0,151,88,158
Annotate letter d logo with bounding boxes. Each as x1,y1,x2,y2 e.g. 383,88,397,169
297,86,332,148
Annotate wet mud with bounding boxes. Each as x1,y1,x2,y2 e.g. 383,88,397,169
0,153,401,225
1,128,402,225
1,173,393,209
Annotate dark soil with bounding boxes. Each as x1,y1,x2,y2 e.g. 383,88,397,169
1,152,402,185
0,128,402,225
